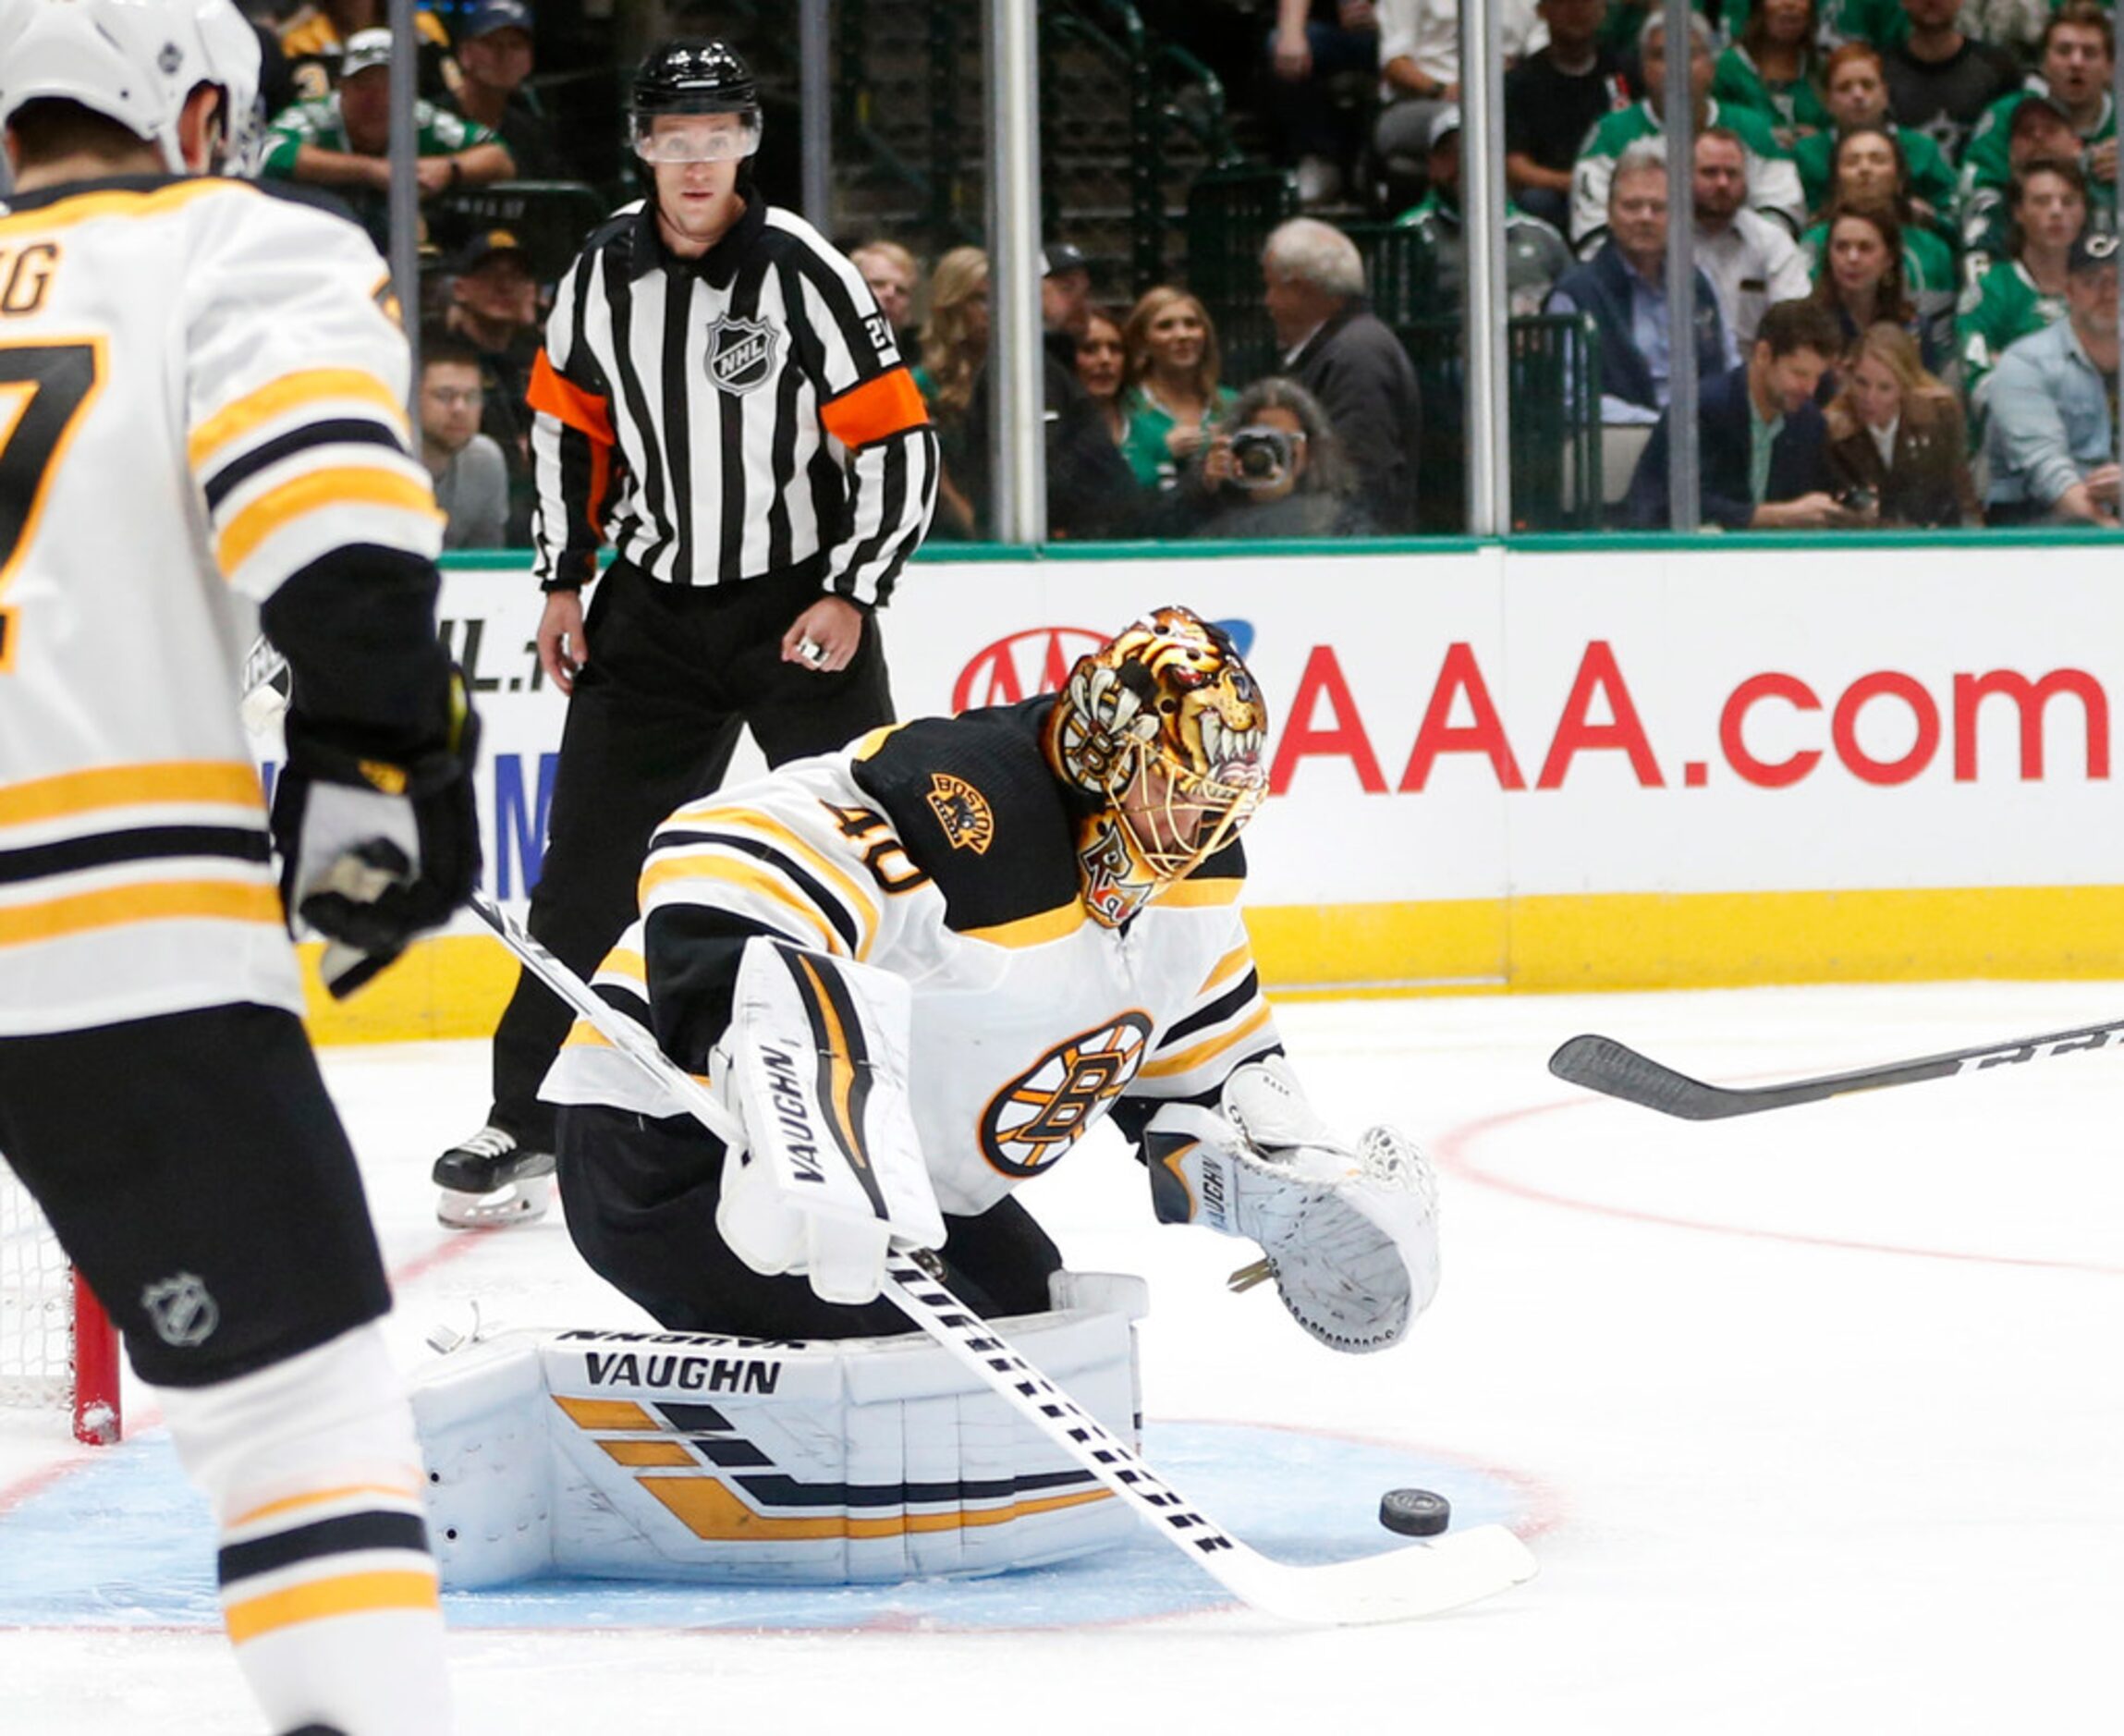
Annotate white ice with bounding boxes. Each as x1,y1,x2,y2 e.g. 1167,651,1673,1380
4,979,2120,1735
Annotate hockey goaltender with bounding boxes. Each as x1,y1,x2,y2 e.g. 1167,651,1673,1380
413,608,1443,1587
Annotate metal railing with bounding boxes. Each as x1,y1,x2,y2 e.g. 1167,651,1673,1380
828,0,1240,289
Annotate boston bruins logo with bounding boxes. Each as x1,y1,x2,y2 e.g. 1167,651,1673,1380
982,1011,1154,1177
926,773,994,854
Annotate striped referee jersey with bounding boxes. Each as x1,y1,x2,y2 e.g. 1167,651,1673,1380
528,197,936,600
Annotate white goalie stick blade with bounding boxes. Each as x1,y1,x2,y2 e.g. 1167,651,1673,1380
468,892,1538,1625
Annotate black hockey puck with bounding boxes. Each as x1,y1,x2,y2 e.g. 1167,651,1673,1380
1378,1487,1450,1536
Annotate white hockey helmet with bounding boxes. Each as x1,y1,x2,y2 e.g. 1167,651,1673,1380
0,0,262,177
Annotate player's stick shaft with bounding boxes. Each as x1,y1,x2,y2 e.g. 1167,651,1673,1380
1549,1014,2124,1120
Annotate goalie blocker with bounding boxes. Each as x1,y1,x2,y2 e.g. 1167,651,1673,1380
410,1273,1145,1586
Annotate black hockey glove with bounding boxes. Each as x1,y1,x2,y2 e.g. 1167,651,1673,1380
271,669,482,999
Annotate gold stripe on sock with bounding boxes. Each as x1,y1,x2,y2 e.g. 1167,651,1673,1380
224,1569,440,1644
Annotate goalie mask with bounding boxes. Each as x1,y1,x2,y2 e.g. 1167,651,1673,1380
1044,606,1270,928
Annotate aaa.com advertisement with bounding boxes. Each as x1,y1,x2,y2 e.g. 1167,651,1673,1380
397,539,2124,1006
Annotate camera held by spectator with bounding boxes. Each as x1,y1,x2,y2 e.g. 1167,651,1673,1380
1228,424,1302,491
1185,376,1374,540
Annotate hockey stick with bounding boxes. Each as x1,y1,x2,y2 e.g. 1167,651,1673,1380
1549,1015,2124,1121
469,890,1537,1625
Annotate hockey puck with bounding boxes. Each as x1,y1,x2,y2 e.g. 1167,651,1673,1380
1378,1487,1450,1536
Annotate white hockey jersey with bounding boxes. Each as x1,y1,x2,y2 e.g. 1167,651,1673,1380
0,176,441,1035
542,701,1283,1217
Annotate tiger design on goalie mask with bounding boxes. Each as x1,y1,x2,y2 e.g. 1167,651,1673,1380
1043,605,1270,928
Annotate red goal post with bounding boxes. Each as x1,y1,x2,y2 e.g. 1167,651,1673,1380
0,1157,122,1445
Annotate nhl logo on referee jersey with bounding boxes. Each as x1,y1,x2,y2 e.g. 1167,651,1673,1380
141,1272,220,1349
704,314,780,395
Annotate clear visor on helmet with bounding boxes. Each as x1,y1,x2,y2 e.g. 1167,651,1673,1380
632,111,763,164
1117,747,1268,879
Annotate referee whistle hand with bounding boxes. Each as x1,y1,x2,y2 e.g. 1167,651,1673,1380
783,595,862,674
538,589,589,695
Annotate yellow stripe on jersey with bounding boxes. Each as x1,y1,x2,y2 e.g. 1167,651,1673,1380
189,367,410,471
848,724,906,761
658,809,879,946
597,947,648,987
1154,875,1243,909
0,881,283,949
960,901,1088,949
638,851,841,953
0,760,264,826
0,177,232,243
1138,1003,1275,1081
223,1570,439,1644
214,466,441,577
1199,940,1254,996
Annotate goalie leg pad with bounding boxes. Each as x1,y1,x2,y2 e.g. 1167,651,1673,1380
410,1278,1146,1588
715,938,946,1305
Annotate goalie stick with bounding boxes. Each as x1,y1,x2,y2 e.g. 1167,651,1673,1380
469,891,1537,1625
1549,1015,2124,1121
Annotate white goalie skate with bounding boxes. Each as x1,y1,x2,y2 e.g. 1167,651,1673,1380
433,1125,555,1229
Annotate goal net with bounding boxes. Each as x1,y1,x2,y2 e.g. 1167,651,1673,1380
0,1154,121,1444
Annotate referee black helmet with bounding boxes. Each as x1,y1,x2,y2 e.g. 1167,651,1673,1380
632,38,758,120
629,38,763,168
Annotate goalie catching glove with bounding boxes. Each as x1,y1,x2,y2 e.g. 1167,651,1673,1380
270,668,482,998
1145,1057,1440,1351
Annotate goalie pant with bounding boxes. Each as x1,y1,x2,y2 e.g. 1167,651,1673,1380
539,695,1288,1339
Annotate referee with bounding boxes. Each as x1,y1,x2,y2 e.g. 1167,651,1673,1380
435,36,938,1226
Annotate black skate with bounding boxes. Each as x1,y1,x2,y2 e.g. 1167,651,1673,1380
433,1124,555,1229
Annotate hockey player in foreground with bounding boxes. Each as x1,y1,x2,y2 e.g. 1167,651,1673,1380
0,2,474,1729
413,608,1445,1591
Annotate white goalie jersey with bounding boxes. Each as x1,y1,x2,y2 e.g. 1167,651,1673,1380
0,177,442,1036
542,703,1286,1217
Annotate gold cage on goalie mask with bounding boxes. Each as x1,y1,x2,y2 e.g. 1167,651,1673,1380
1046,606,1271,889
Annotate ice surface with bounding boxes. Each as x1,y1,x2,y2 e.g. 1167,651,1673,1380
4,981,2119,1734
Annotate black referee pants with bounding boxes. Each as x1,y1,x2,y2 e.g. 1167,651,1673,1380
487,560,894,1147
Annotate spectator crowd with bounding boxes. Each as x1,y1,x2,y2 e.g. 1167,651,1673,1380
219,0,2124,541
1227,0,2124,530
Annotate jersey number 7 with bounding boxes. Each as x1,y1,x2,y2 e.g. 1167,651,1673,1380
0,339,104,674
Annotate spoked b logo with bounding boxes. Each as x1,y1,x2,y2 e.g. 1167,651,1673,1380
982,1012,1153,1177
